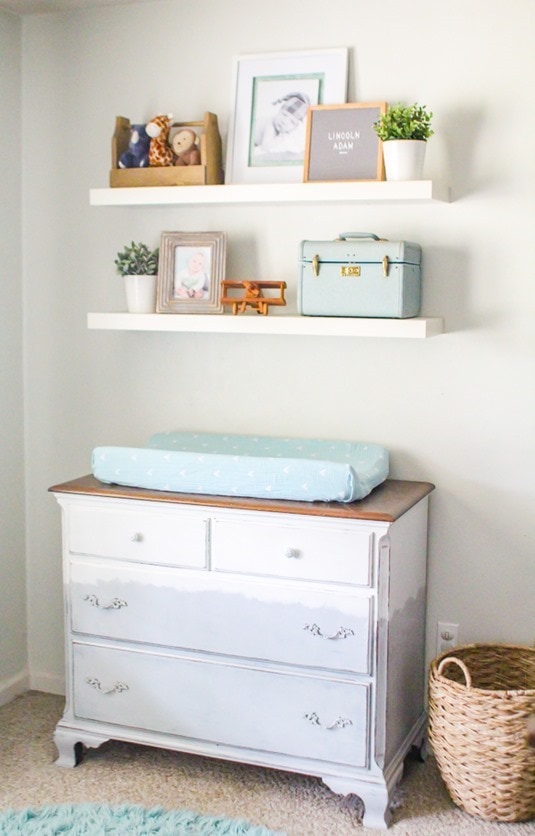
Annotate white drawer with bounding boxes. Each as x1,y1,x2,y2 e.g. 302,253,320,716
67,503,207,568
69,559,373,674
212,515,373,585
73,643,369,768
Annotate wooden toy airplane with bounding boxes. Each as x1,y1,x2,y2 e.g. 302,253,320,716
221,280,287,315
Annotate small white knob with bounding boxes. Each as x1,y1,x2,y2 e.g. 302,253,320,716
285,547,300,559
130,532,143,543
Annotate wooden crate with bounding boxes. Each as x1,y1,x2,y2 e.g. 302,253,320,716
110,112,223,188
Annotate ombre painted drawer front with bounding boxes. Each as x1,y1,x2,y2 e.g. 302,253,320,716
69,558,373,673
212,516,373,585
73,643,369,768
67,502,208,568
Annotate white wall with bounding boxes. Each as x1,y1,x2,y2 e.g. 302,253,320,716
0,9,28,703
20,0,535,691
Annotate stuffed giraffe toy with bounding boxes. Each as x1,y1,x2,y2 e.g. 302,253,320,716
146,113,175,167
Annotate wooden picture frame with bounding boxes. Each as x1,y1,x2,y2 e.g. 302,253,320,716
226,48,348,184
303,102,386,183
156,232,226,314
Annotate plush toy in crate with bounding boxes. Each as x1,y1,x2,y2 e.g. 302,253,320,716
171,128,201,166
118,124,151,169
146,113,175,167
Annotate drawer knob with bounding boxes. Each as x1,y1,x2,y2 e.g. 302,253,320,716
84,594,127,610
85,677,129,695
304,623,355,641
304,711,353,730
285,547,301,559
130,532,143,543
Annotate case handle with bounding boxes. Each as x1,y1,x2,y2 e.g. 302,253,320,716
336,232,381,241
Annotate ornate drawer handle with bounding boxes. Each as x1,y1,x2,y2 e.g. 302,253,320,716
130,532,143,542
304,623,355,640
304,711,353,730
84,594,127,610
85,677,129,695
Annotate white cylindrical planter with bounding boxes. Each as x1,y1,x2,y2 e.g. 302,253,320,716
382,140,427,181
124,275,157,313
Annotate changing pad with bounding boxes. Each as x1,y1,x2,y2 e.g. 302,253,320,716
92,431,389,503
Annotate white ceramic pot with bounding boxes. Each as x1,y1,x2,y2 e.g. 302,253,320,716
382,139,427,181
124,274,157,313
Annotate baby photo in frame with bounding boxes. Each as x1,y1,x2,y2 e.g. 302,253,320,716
156,231,226,314
226,48,348,184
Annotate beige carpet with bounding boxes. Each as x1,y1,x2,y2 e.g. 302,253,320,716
0,691,533,835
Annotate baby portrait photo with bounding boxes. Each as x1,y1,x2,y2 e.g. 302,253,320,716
173,247,211,299
249,76,321,166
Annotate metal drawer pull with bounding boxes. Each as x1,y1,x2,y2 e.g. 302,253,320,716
130,532,143,542
285,547,301,559
304,712,353,730
84,594,127,610
304,623,354,640
85,677,129,695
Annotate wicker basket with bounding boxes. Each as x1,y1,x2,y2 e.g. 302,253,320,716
428,644,535,822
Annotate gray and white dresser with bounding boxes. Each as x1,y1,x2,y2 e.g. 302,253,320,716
50,475,433,829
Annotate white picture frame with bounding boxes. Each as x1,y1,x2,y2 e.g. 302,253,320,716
225,48,349,185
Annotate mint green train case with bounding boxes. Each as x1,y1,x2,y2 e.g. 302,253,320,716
298,232,422,318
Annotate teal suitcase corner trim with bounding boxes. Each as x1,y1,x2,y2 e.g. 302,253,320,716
298,232,422,318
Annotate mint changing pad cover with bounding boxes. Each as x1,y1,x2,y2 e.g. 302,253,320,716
92,431,389,503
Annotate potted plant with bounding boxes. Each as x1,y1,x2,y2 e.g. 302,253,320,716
115,241,159,313
373,103,434,181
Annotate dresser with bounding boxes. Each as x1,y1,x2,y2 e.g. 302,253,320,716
50,475,433,830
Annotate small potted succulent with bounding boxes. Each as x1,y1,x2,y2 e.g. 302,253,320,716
115,241,159,313
373,103,434,181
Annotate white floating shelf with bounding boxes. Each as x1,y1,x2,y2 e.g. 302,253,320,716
87,313,444,339
89,180,450,207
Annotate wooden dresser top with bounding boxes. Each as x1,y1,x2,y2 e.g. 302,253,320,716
49,475,434,523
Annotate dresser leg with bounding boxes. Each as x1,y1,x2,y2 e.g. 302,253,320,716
359,785,392,830
54,726,110,767
411,731,428,762
321,776,395,830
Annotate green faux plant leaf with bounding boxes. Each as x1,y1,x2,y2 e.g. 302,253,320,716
115,241,159,276
373,103,434,142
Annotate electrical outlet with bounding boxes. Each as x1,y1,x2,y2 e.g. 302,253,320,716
436,621,459,656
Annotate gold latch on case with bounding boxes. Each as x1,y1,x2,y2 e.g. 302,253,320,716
382,256,390,277
340,265,361,277
312,254,320,277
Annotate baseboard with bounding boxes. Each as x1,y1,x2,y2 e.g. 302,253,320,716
0,669,30,707
29,671,65,696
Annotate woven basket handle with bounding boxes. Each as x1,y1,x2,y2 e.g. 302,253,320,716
437,656,472,688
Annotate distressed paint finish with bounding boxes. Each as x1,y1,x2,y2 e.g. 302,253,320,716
73,643,369,767
51,478,432,830
70,560,373,673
